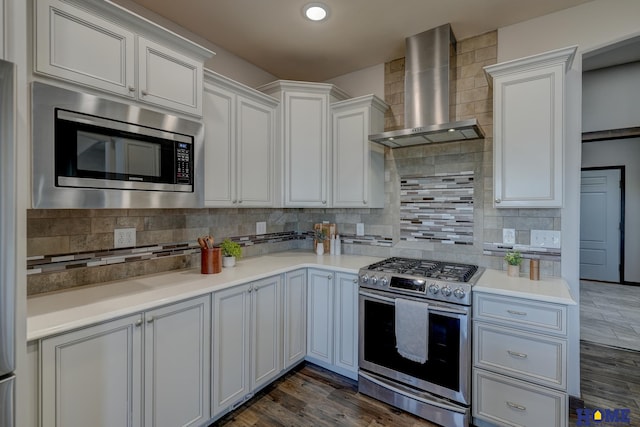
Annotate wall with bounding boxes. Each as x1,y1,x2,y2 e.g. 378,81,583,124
325,63,384,99
583,62,640,132
496,0,640,398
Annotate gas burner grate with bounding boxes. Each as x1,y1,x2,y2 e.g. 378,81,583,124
365,257,478,282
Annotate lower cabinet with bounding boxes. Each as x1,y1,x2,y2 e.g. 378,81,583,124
283,269,307,369
306,268,359,379
212,275,281,417
40,295,211,427
472,292,569,427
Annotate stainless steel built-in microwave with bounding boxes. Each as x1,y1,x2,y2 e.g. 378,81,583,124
32,82,203,208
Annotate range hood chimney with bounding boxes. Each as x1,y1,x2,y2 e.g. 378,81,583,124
370,24,484,148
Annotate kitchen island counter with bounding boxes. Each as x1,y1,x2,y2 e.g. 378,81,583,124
27,251,383,341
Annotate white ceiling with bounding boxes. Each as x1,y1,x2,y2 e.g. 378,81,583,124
116,0,600,81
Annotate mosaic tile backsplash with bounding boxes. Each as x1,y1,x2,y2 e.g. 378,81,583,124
400,172,474,245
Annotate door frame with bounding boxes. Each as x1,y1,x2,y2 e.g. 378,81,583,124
580,165,626,284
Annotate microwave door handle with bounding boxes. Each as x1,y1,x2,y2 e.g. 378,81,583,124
358,290,467,316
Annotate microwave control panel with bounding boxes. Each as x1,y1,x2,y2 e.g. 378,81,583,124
175,142,192,184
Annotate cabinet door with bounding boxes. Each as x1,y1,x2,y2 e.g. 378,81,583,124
333,272,359,378
237,95,275,207
203,82,236,206
144,296,211,427
283,92,329,207
41,314,143,427
138,37,203,116
306,269,333,364
35,0,136,97
283,269,307,369
250,276,281,390
486,47,576,208
212,284,251,416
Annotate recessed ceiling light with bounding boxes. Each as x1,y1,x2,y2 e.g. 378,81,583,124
303,3,329,22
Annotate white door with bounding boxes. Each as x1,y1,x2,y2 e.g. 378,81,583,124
250,276,281,390
212,284,250,416
307,269,333,364
144,296,211,427
580,168,622,282
40,314,143,427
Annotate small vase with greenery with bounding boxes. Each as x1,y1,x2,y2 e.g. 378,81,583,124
312,229,328,255
504,250,523,277
220,239,242,267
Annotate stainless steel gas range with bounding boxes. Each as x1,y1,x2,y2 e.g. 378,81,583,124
357,257,483,427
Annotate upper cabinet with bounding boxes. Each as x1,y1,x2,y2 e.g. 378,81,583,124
203,70,278,207
485,46,576,208
331,95,387,208
33,0,212,117
258,80,350,207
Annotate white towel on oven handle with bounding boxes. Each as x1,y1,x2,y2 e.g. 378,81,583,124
395,298,429,364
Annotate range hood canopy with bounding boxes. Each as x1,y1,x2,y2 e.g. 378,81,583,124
370,24,484,148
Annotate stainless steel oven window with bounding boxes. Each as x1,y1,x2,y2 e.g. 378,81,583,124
358,290,471,405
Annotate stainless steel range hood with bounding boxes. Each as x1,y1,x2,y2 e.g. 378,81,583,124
370,24,484,148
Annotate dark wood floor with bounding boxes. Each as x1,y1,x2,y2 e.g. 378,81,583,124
212,364,439,426
213,342,640,426
576,340,640,425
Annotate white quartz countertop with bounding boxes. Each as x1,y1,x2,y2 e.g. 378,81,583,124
27,251,384,341
475,268,576,305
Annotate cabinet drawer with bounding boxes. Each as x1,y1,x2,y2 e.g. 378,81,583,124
473,369,567,427
474,322,566,389
474,293,567,335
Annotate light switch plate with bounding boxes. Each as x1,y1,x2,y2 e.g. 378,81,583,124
256,221,266,235
502,228,515,245
114,228,136,248
356,223,365,236
530,230,561,249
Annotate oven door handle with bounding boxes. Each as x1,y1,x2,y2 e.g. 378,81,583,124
359,371,467,414
359,290,468,315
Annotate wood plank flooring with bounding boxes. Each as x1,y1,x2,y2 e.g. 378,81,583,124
576,340,640,425
212,364,439,426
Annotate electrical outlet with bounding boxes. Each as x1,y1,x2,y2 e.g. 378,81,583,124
356,223,365,236
114,228,136,248
530,230,561,249
502,228,516,245
256,221,266,235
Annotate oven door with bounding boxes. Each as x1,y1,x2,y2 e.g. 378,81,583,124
358,289,470,405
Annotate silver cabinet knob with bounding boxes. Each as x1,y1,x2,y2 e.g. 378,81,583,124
322,200,327,205
141,89,149,96
327,274,332,280
495,198,501,204
135,319,142,327
128,86,136,92
147,316,154,323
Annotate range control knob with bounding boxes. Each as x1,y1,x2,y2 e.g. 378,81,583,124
370,275,378,285
380,276,389,287
360,274,369,284
453,288,466,299
441,286,452,297
428,283,440,294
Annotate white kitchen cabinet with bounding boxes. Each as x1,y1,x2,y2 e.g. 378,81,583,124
484,46,576,208
40,295,211,427
41,314,143,427
212,275,281,417
283,269,307,369
306,268,359,379
203,71,278,207
137,37,203,116
331,95,387,208
143,296,211,427
258,80,350,207
472,292,570,427
34,0,211,116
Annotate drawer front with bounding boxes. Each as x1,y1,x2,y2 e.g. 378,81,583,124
473,369,567,427
474,322,566,389
474,293,567,335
